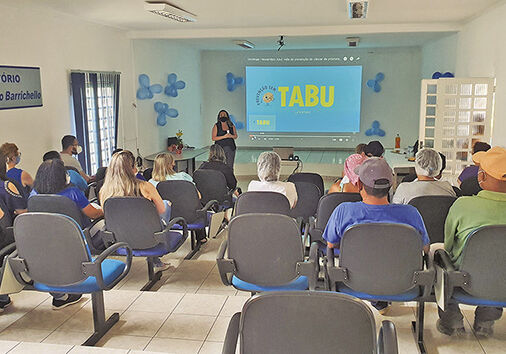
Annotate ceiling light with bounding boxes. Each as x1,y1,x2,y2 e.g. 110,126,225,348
145,1,197,22
234,40,255,49
347,0,368,19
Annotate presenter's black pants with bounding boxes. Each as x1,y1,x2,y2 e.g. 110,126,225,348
223,146,236,170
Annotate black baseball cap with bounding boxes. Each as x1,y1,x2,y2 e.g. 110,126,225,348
365,141,384,157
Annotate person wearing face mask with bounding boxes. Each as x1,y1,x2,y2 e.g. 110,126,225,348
437,147,506,338
60,135,92,183
0,143,34,188
211,110,238,169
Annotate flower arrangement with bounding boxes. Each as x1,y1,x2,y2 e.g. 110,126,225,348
168,130,184,154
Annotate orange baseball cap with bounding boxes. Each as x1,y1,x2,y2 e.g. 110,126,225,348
472,146,506,181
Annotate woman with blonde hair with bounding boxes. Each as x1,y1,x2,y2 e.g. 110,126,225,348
149,153,193,187
100,150,171,270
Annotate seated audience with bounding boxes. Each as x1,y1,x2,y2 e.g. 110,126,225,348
0,143,33,188
198,144,238,191
100,150,174,267
402,152,447,183
355,143,367,155
248,151,298,208
323,157,429,314
328,153,367,194
60,135,93,183
458,141,491,185
364,140,385,157
393,148,456,204
437,146,506,337
149,153,194,187
42,151,88,193
95,148,146,182
0,152,27,219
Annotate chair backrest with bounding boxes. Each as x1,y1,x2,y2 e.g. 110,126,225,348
287,172,324,197
95,166,107,182
289,182,320,221
460,176,481,196
0,199,12,232
193,169,229,205
95,178,106,204
13,212,91,286
156,180,202,224
143,168,153,181
239,291,377,354
234,192,290,216
339,223,423,295
408,195,457,244
459,225,506,301
228,213,304,286
103,197,163,249
27,194,89,228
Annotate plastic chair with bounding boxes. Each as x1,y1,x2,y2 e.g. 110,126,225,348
289,181,320,225
217,213,319,294
287,172,324,197
100,197,188,291
326,223,434,353
193,169,234,210
9,212,132,346
408,196,457,244
223,291,398,354
234,191,291,216
156,180,217,259
434,225,506,326
460,176,481,196
27,194,104,254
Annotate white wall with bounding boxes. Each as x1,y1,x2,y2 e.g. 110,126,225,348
421,34,458,79
201,47,422,149
0,4,136,176
132,40,203,155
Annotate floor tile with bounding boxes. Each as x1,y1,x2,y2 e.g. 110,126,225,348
159,272,207,294
156,314,215,340
97,334,152,351
0,328,51,343
0,340,19,353
6,342,72,354
110,310,169,337
198,272,237,295
173,294,227,316
129,292,183,313
57,304,117,333
70,345,129,353
102,290,142,312
198,341,223,354
219,297,248,317
145,338,202,354
42,330,93,345
9,292,51,310
9,306,78,331
206,316,231,342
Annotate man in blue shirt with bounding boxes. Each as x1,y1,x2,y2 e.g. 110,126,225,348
323,157,430,314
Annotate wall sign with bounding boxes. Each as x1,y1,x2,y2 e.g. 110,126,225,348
0,65,43,110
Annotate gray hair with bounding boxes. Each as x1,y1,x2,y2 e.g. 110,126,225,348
257,151,281,182
208,144,226,163
415,148,442,178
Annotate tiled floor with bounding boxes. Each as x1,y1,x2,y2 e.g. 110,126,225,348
0,233,504,353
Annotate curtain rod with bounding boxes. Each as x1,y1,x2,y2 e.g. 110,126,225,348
70,70,121,74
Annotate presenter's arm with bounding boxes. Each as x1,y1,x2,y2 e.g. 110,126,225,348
211,125,230,141
229,124,238,139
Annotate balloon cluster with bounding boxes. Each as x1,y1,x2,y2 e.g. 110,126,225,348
154,102,178,126
165,73,186,97
229,114,244,130
226,72,244,92
136,74,163,100
366,73,385,93
365,120,386,137
432,72,454,79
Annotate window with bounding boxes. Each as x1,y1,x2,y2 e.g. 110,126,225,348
71,71,120,175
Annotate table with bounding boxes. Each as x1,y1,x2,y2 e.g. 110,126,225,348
144,147,209,175
384,149,416,188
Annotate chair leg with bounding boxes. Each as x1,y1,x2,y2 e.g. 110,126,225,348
82,291,119,346
184,230,202,260
140,257,162,291
411,301,427,354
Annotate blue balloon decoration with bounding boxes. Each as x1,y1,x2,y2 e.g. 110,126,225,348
432,71,454,79
442,72,455,78
164,73,186,97
229,114,244,130
366,73,384,93
136,74,163,100
154,101,178,126
365,120,386,137
226,72,244,92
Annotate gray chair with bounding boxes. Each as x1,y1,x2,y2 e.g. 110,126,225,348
434,225,506,320
234,191,291,216
289,181,320,225
287,172,324,197
100,197,188,291
409,196,457,244
217,213,318,294
460,176,481,196
9,212,132,346
326,223,434,353
27,194,104,254
193,169,234,210
222,291,398,354
0,199,14,249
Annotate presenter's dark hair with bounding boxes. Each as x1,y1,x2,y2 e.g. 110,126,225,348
62,135,77,150
34,159,67,194
217,110,234,130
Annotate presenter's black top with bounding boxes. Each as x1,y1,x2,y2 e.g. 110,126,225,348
199,161,237,190
215,123,236,151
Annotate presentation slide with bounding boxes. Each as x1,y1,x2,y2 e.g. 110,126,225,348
246,66,362,133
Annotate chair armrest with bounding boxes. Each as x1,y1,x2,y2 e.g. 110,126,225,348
434,249,456,272
433,249,468,307
413,268,435,299
216,238,235,286
296,242,319,290
7,251,33,286
222,312,241,354
82,242,132,290
308,216,316,230
378,320,398,354
0,243,16,259
302,221,310,248
163,217,188,234
198,199,219,213
326,247,348,291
